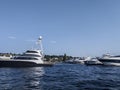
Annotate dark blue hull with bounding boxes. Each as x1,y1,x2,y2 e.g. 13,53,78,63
98,58,120,63
0,60,53,67
98,58,120,66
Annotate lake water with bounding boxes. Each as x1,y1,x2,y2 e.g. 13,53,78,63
0,63,120,90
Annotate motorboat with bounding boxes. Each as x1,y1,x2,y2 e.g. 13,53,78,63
0,55,12,60
84,58,102,65
65,59,85,64
98,54,120,66
65,57,90,64
0,36,53,67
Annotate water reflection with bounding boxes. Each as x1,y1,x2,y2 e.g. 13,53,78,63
0,67,44,90
0,64,120,90
23,67,44,90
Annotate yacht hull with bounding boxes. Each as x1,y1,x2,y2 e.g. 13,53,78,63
0,60,53,67
98,58,120,66
84,60,103,65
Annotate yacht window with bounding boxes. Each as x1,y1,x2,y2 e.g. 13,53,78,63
26,50,38,53
22,54,41,57
14,57,38,60
114,55,120,57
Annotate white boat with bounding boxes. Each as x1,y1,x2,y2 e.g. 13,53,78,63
0,55,12,60
65,57,90,64
65,59,85,64
98,54,120,66
0,36,53,67
84,58,102,65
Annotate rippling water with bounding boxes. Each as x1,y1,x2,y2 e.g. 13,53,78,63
0,63,120,90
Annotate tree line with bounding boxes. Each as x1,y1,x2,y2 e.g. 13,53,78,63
44,54,73,62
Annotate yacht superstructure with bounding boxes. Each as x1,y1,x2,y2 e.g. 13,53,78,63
0,36,52,67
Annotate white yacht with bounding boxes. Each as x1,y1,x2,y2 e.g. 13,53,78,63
84,58,102,65
0,36,53,67
98,54,120,66
65,59,85,64
0,55,12,60
65,57,90,64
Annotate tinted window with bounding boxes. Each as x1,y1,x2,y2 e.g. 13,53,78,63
22,54,41,57
14,57,38,60
26,50,38,53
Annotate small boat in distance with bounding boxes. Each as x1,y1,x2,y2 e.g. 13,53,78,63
65,57,91,64
0,36,53,67
65,59,85,64
84,57,103,65
98,54,120,66
0,55,12,60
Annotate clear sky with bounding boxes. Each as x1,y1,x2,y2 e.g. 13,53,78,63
0,0,120,57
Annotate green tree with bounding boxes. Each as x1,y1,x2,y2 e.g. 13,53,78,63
63,53,67,61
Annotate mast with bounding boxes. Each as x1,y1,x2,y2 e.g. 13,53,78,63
36,36,44,59
37,36,43,52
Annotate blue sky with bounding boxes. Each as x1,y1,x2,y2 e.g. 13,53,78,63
0,0,120,57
